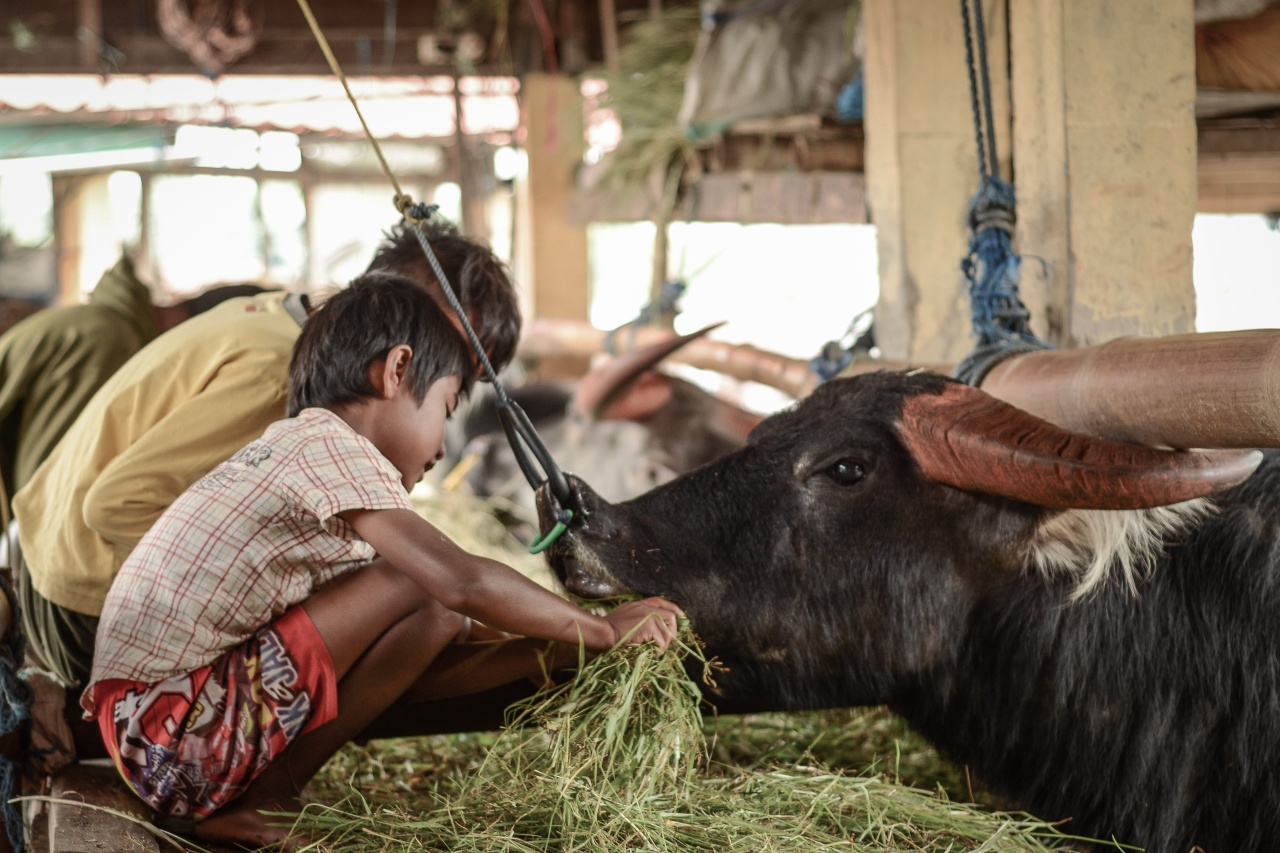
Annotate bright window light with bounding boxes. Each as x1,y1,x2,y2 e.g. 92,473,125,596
173,125,260,170
493,146,525,182
259,131,302,172
0,171,53,246
432,182,463,225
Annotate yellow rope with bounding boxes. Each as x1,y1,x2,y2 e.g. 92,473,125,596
293,0,425,220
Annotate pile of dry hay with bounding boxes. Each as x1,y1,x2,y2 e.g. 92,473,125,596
296,626,1098,852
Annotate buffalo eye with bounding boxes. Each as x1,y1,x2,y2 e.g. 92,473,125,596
826,458,866,486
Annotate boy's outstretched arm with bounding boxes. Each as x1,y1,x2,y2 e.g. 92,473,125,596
343,508,682,651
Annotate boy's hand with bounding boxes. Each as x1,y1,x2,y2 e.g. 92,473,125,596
604,597,684,650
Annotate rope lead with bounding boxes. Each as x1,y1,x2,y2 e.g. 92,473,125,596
952,0,1050,387
294,0,578,531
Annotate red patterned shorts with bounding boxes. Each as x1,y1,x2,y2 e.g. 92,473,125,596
93,606,337,819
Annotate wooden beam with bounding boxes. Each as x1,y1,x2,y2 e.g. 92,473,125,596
599,0,621,72
568,171,868,224
0,33,508,76
77,0,103,70
1199,124,1280,156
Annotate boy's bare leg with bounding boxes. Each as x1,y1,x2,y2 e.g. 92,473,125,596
194,562,590,848
195,559,465,849
400,635,581,699
349,629,593,740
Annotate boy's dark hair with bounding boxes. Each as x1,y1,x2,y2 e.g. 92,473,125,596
287,272,476,417
367,220,521,379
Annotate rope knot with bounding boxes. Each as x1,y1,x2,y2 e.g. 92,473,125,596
955,175,1050,387
403,202,439,225
809,341,853,383
967,177,1017,235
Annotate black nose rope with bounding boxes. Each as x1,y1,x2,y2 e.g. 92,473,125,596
402,205,575,550
294,0,575,551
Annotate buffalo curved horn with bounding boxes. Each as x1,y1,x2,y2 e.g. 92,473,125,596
896,381,1263,509
571,323,725,421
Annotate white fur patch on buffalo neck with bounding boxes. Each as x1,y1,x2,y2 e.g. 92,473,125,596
1028,499,1214,598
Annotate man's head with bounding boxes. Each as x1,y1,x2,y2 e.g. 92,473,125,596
153,283,274,333
366,220,521,377
287,272,477,420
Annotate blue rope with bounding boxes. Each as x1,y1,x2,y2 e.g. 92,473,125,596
809,343,853,383
952,0,1050,386
0,759,23,853
834,72,864,123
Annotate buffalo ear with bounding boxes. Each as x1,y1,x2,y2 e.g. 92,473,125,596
709,395,765,443
598,372,674,421
896,381,1261,509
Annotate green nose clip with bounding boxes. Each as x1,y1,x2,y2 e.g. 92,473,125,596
529,508,574,555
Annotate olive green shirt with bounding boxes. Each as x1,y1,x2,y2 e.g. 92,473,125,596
0,258,156,522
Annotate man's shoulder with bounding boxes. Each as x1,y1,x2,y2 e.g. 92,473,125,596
116,292,299,377
180,290,298,341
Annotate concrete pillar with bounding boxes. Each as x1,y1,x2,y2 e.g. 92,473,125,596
53,172,117,305
863,0,1011,363
1010,0,1197,345
517,73,591,378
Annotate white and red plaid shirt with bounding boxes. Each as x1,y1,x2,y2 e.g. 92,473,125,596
84,407,414,713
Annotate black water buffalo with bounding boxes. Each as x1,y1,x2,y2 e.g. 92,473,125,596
539,370,1274,853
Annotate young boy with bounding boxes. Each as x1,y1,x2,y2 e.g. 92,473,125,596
82,273,682,849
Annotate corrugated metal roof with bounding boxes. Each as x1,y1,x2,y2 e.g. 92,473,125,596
0,74,520,139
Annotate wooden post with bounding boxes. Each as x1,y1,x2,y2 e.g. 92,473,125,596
302,176,319,289
454,77,491,244
135,171,153,285
52,173,117,305
1009,0,1197,344
517,74,591,378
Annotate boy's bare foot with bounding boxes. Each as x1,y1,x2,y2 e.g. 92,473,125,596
194,798,304,851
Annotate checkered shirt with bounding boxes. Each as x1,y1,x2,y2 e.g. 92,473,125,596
84,407,414,711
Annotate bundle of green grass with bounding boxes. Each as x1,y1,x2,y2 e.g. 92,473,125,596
296,626,1092,852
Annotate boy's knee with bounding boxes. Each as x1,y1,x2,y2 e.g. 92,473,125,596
414,596,464,639
365,558,418,593
360,558,464,639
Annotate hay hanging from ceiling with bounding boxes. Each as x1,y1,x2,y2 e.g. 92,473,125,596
594,8,703,192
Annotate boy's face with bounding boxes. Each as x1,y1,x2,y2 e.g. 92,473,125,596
382,374,461,491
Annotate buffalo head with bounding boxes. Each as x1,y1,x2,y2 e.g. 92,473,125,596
538,371,1261,712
